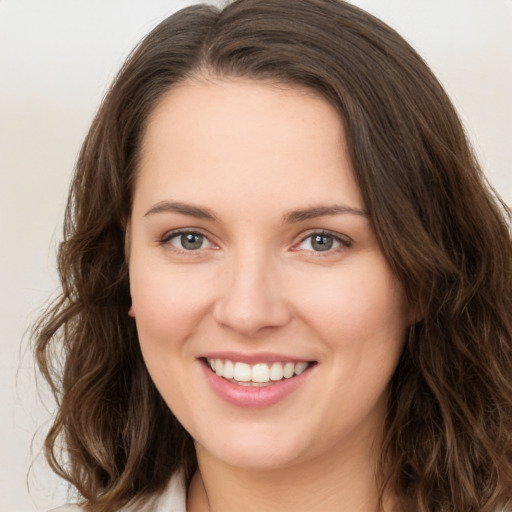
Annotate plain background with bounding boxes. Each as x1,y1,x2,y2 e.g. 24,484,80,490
1,1,511,510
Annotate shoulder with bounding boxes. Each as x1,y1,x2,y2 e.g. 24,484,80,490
47,470,187,512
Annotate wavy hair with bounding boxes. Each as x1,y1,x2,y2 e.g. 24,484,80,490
33,1,512,510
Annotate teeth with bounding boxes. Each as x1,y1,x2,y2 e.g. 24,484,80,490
215,359,223,376
252,363,270,383
270,362,283,381
223,360,234,379
206,358,311,385
283,362,295,378
294,362,308,375
233,362,251,382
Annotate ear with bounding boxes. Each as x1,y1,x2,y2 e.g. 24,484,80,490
128,305,135,318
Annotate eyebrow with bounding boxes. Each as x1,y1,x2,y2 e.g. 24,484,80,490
282,205,368,223
144,201,217,221
144,201,367,223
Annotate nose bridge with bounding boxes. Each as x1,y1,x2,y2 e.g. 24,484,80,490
213,244,290,335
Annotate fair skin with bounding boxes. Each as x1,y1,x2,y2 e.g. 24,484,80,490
127,77,410,512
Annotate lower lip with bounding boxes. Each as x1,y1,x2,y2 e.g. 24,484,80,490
200,361,314,408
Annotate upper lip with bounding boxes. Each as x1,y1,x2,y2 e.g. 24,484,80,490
198,351,315,365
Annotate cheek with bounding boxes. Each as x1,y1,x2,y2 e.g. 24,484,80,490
129,264,212,407
129,262,216,349
292,260,408,347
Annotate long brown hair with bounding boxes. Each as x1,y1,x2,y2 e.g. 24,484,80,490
34,1,512,510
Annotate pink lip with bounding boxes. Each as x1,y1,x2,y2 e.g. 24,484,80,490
199,351,311,364
199,359,315,409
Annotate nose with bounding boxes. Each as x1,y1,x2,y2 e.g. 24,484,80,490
212,251,291,337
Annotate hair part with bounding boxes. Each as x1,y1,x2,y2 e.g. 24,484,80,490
34,1,512,511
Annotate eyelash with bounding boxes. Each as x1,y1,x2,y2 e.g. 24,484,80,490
294,230,351,255
160,230,214,252
159,229,351,254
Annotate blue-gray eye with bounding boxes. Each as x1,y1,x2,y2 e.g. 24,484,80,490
299,233,342,252
168,232,209,250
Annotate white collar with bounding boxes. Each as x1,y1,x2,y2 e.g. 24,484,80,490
153,470,187,512
50,472,187,512
122,471,187,512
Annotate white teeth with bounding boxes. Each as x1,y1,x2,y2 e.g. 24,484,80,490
283,362,295,379
252,363,270,383
294,362,308,375
206,358,311,385
270,362,283,381
223,359,234,379
233,362,251,382
215,359,223,376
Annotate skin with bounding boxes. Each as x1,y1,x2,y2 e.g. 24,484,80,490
127,77,411,511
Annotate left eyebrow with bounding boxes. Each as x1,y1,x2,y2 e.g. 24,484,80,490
282,205,368,224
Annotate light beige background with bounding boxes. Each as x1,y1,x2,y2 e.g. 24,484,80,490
1,1,510,510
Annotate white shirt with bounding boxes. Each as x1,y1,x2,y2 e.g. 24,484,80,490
49,471,187,512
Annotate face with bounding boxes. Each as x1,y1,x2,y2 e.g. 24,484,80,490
128,78,410,472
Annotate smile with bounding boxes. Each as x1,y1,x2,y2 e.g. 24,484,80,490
199,354,317,408
206,358,311,386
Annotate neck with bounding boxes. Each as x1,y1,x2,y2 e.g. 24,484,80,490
187,434,393,512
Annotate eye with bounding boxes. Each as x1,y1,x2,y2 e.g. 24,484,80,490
296,231,349,252
162,231,212,251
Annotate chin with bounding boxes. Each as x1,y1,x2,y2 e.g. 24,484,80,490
210,448,302,472
194,427,309,472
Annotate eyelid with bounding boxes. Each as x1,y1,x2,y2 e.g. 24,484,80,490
160,228,218,251
158,227,350,254
292,229,352,253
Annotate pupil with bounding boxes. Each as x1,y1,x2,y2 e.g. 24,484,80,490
181,233,203,250
312,234,333,251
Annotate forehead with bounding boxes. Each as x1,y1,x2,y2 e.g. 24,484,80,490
142,77,341,149
133,78,363,216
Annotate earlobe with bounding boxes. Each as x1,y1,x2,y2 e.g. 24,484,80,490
128,305,135,318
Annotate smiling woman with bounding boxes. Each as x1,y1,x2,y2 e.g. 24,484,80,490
32,1,512,512
128,81,410,482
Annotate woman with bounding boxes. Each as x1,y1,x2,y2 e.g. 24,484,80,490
34,0,512,511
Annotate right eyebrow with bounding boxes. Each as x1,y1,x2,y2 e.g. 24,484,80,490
144,201,217,221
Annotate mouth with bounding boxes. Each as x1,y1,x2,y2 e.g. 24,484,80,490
202,357,316,387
